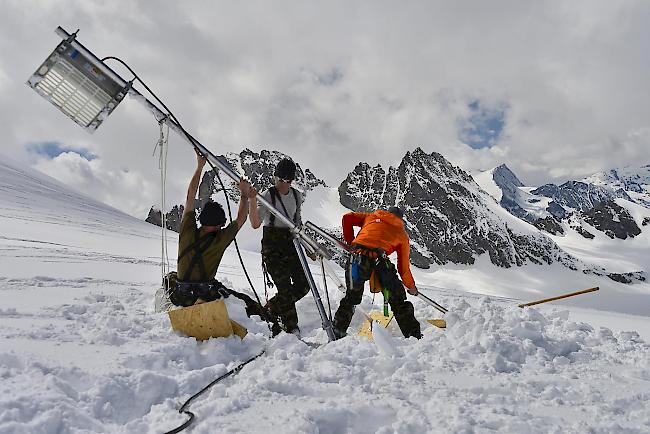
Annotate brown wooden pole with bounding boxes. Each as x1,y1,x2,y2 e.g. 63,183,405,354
518,287,599,308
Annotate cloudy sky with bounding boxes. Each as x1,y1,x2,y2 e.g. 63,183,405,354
2,0,649,219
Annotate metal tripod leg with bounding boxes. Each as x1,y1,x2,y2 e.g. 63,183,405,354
292,238,336,342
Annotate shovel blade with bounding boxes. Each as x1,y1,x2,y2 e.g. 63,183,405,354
427,319,447,329
358,311,394,341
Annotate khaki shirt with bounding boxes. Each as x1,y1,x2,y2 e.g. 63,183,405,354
177,210,239,281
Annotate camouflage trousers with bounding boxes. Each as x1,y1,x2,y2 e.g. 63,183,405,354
262,226,310,332
332,253,422,339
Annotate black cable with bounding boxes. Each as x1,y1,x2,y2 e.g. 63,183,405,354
211,163,264,307
101,56,266,309
320,259,333,321
164,350,265,434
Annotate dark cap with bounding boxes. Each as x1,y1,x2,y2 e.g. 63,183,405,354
387,206,404,219
274,158,297,180
199,201,226,227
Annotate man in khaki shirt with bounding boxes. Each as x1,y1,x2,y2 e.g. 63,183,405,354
171,150,254,306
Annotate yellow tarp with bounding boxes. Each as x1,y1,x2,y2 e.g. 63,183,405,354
358,310,394,341
168,299,247,341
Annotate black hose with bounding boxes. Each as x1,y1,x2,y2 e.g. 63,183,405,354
211,162,264,307
164,350,265,434
102,56,266,309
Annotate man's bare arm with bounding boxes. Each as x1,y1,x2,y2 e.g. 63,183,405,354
184,151,207,215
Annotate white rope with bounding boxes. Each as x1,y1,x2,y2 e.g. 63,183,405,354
153,119,171,279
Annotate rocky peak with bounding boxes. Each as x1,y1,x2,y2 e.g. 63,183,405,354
532,180,631,213
493,164,524,191
338,148,577,270
582,200,641,240
198,148,327,205
489,164,539,223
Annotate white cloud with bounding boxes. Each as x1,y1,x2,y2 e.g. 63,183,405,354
3,0,650,216
33,152,159,219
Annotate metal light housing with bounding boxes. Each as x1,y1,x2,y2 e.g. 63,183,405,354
26,32,129,132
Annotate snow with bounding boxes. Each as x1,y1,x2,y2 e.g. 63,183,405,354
2,156,650,433
545,199,650,274
472,167,503,202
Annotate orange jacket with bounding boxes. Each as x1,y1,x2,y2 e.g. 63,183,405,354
342,210,416,290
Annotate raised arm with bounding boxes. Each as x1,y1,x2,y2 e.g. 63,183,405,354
184,151,207,215
249,190,262,229
235,180,253,229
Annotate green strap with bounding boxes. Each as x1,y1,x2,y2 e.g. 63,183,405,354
181,228,216,281
382,287,390,317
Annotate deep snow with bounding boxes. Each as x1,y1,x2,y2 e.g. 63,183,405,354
1,156,650,433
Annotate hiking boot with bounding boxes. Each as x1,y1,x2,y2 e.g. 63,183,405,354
287,327,301,339
271,322,283,337
332,327,347,340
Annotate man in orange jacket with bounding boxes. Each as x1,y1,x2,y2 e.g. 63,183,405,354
332,207,422,339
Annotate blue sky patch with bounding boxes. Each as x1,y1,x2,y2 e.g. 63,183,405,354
26,141,96,160
459,101,505,149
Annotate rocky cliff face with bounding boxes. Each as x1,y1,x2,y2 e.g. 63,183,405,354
491,164,543,223
582,200,642,240
532,181,631,214
486,164,647,241
145,205,184,232
199,149,326,205
338,148,578,270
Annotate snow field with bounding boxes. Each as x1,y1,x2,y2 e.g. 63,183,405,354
3,276,650,433
2,155,650,433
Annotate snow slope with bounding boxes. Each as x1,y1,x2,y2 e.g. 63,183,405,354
1,157,650,433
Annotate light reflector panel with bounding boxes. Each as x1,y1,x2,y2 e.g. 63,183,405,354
26,38,128,132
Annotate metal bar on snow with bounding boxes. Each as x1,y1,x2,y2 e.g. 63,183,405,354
518,287,599,308
293,238,336,341
305,221,350,254
416,292,448,314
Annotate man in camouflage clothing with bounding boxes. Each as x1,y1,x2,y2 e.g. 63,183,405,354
249,158,309,336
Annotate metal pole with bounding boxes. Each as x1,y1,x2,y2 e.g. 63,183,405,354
293,238,336,342
52,26,331,261
518,287,599,308
320,259,347,294
305,221,350,254
416,293,448,314
319,258,332,320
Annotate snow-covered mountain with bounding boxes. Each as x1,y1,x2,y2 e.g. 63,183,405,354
476,163,650,283
477,162,650,239
338,148,647,283
339,149,568,269
583,164,650,207
3,154,650,433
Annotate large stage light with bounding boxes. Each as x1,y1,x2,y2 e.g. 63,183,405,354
26,30,130,132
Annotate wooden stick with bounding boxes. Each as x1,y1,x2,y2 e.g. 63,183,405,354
518,287,599,308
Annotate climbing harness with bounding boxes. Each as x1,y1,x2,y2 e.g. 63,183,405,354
268,186,299,227
153,119,174,313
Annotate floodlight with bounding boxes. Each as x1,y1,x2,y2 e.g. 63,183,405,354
26,30,130,132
